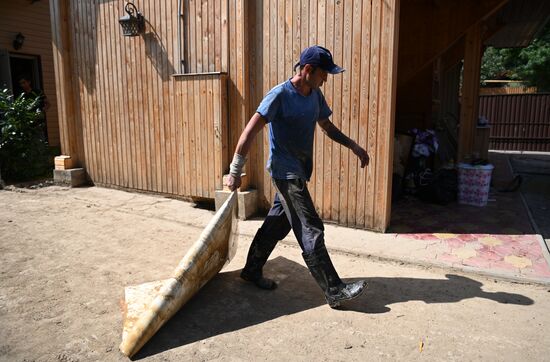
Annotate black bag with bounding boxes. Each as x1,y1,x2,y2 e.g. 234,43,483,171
417,168,457,205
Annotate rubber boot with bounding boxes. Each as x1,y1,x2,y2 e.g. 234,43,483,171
303,246,367,308
240,234,278,290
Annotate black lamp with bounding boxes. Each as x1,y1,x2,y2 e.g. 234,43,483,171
13,33,25,50
119,2,145,37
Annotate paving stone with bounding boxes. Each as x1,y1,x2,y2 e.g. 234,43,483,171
452,247,478,260
504,255,533,269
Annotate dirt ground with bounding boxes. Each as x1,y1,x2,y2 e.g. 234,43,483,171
1,186,550,362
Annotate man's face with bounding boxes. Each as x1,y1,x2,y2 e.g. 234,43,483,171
304,65,328,89
19,79,31,92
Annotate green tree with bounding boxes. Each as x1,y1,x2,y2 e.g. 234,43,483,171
481,22,550,91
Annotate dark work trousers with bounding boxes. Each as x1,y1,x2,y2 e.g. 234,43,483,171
249,178,325,257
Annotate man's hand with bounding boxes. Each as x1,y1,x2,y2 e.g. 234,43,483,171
352,143,369,168
226,174,241,191
318,119,369,168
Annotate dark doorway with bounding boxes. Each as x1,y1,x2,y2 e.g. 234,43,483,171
9,53,42,98
5,53,48,142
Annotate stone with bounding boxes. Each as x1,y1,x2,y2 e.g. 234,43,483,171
504,255,533,269
479,236,503,247
452,246,478,260
53,168,87,187
434,233,458,239
215,189,258,220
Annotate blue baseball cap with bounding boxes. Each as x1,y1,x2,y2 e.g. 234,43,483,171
295,45,345,74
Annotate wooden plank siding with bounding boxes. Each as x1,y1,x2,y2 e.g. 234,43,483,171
247,0,400,230
50,0,400,231
0,0,60,146
173,74,229,198
49,0,229,199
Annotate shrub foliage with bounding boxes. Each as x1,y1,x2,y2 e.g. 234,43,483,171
0,88,52,181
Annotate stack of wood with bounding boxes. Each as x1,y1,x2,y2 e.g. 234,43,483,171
54,155,73,170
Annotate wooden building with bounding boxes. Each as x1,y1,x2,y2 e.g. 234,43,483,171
48,0,549,231
1,0,59,146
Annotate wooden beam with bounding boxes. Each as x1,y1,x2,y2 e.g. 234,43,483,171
227,0,252,179
50,0,84,167
398,0,509,87
441,38,465,72
458,23,483,161
378,0,401,232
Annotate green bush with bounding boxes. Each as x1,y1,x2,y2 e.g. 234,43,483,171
481,22,550,91
0,88,52,182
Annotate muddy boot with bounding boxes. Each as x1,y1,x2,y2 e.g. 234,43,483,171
240,235,278,290
303,246,367,309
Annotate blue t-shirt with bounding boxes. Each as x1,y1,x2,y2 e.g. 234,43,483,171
256,79,332,180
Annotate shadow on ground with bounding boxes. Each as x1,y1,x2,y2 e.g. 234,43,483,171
134,256,533,359
509,154,550,240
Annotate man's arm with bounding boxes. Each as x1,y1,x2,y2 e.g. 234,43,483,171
318,118,369,168
227,112,267,191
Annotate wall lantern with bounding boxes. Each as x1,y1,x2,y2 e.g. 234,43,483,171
13,32,25,50
118,2,145,37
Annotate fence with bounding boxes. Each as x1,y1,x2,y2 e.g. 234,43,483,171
479,93,550,152
479,86,538,95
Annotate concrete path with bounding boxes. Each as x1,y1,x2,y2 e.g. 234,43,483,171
240,217,550,286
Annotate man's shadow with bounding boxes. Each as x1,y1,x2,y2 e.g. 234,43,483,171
134,256,534,359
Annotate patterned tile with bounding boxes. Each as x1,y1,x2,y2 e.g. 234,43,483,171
433,233,458,239
479,236,503,247
452,247,478,260
504,255,533,269
436,253,462,264
530,261,550,277
490,259,520,272
387,156,549,281
477,247,503,262
462,257,491,268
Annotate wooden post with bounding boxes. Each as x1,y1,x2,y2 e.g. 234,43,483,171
50,0,84,167
458,23,483,161
227,0,251,175
372,0,401,231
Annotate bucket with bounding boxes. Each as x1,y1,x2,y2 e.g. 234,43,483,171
457,163,494,206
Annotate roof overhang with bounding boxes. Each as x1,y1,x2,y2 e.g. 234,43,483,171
485,0,550,48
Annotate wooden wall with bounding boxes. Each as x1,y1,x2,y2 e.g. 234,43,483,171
173,74,229,198
50,0,400,231
247,0,400,230
0,0,59,146
50,0,229,197
182,0,228,73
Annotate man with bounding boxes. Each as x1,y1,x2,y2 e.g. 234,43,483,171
18,76,50,141
18,76,50,113
227,46,369,309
